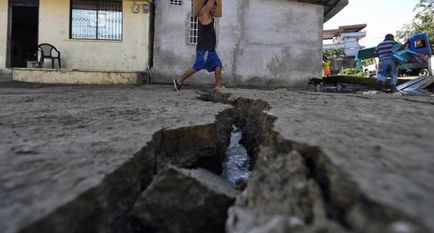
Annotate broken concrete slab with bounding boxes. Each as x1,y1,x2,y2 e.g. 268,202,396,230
0,84,232,233
246,216,348,233
321,76,433,94
397,76,434,95
2,82,434,233
224,145,331,232
133,166,239,233
212,89,434,233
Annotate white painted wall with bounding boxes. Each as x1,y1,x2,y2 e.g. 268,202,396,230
153,0,324,87
228,0,324,87
0,0,8,69
324,32,366,57
38,0,150,71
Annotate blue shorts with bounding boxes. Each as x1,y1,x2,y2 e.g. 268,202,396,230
192,50,223,72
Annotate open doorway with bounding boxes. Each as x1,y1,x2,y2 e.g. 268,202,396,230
8,0,39,68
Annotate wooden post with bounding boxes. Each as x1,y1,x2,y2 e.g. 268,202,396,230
193,0,222,17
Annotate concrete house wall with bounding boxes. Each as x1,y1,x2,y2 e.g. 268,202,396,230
153,0,324,87
0,0,7,70
39,0,150,71
0,0,151,72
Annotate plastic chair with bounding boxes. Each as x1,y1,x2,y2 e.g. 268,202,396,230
391,42,418,72
38,43,61,68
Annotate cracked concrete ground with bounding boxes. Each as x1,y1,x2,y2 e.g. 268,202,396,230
216,88,434,232
1,79,434,232
0,80,230,233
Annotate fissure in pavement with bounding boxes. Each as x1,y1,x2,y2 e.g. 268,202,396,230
18,90,429,233
210,91,429,233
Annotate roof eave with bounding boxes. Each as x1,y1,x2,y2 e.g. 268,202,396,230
323,0,348,22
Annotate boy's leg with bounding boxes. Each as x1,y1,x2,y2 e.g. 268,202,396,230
175,50,205,87
214,66,222,89
174,68,197,91
204,51,223,89
178,68,198,85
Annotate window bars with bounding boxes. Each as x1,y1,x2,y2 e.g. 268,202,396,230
188,16,199,45
188,16,218,45
70,0,123,41
170,0,182,5
188,0,198,44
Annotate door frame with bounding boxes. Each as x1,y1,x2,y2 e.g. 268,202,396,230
6,4,12,68
6,0,39,68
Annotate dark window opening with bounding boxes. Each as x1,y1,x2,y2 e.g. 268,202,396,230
70,0,123,41
9,5,39,67
170,0,182,5
188,0,198,44
189,16,199,45
415,39,426,49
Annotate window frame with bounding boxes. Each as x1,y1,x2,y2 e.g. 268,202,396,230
187,0,218,46
415,39,426,49
187,17,218,46
69,0,124,41
188,15,199,45
170,0,183,6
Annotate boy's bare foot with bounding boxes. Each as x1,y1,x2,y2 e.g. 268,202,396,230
213,86,225,91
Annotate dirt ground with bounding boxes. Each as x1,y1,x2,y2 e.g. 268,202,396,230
1,76,434,232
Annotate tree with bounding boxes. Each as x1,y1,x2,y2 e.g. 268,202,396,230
323,48,345,60
397,0,434,45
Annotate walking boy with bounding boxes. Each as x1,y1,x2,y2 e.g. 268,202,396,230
173,0,222,91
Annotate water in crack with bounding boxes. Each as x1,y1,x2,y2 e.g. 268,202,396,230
222,125,251,187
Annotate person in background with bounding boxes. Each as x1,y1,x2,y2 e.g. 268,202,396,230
323,56,331,77
375,34,399,92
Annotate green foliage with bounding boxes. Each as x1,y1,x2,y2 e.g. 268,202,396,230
361,58,376,67
397,0,434,45
341,68,363,77
323,48,345,60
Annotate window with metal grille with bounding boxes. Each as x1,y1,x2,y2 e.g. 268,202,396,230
188,0,218,45
70,0,123,41
170,0,182,5
188,17,218,45
188,15,199,45
188,0,198,45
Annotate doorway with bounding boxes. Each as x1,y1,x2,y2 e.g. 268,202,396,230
8,0,39,68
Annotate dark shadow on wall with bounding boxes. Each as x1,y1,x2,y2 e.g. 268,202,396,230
10,6,39,68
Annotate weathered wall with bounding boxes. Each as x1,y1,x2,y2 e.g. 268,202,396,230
38,0,150,71
152,0,198,83
0,0,7,70
153,0,324,87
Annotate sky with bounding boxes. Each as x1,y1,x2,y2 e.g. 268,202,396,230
324,0,419,47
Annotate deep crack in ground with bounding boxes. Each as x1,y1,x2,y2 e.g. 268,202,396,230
5,86,432,233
